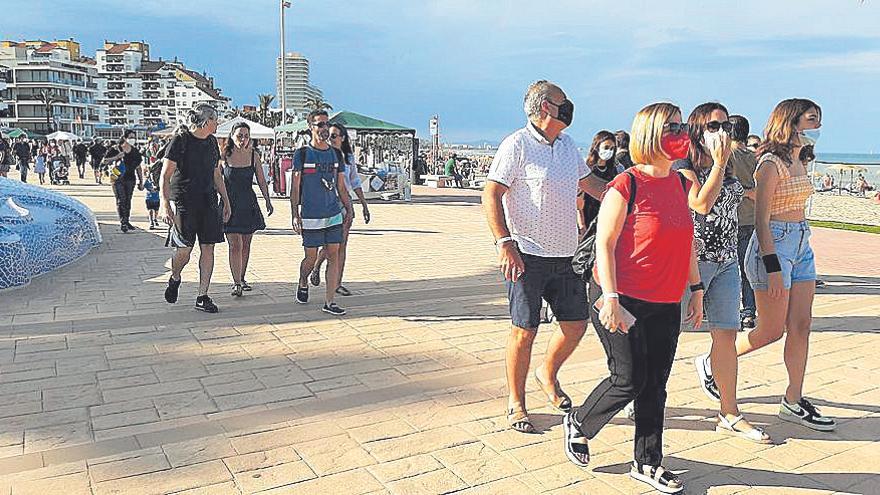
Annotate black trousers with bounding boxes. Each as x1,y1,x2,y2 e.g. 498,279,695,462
573,279,682,467
113,179,136,224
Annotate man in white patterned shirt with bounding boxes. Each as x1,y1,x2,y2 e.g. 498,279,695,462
483,80,607,433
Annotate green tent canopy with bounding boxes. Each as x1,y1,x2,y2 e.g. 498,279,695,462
275,111,414,134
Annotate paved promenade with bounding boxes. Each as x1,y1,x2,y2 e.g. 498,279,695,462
0,176,878,494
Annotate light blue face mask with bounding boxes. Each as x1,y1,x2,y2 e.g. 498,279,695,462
800,128,821,146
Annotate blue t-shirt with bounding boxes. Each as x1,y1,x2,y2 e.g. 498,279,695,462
293,145,346,229
144,179,160,202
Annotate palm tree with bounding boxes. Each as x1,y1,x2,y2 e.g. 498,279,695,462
38,89,64,133
225,106,242,119
305,96,333,113
257,94,274,125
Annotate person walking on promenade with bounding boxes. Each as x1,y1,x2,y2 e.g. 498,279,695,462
13,137,32,183
160,103,231,314
34,148,47,185
309,123,371,296
728,115,759,329
290,110,353,316
89,138,107,184
563,102,702,494
103,130,144,232
221,121,273,297
73,140,88,179
483,80,607,434
0,136,11,178
144,176,160,229
677,104,770,444
614,130,635,170
708,99,836,432
578,130,624,236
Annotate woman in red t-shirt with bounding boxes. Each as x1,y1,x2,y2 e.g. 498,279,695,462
563,102,704,495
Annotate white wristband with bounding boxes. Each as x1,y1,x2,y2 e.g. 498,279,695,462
603,292,619,300
495,236,514,246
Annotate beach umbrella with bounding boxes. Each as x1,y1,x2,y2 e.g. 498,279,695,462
46,131,80,141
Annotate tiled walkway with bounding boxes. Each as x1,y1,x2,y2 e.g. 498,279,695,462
0,177,878,494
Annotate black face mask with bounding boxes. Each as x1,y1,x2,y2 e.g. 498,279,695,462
549,99,574,126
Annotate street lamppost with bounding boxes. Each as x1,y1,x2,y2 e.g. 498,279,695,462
280,0,291,126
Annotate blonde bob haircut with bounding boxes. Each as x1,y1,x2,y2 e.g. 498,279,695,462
629,102,682,165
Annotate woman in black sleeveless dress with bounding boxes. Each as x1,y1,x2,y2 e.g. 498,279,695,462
222,122,274,296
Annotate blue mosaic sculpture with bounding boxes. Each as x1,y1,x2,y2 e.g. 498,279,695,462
0,178,101,290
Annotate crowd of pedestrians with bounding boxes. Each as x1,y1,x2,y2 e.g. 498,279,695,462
483,80,832,493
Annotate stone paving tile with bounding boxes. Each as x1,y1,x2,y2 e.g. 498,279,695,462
385,468,468,495
88,449,170,483
91,459,233,495
221,446,300,474
231,460,315,494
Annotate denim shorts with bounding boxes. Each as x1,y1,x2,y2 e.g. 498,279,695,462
506,254,588,329
302,224,343,248
681,258,742,330
745,220,816,291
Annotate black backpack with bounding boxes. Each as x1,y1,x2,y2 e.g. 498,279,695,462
572,171,688,280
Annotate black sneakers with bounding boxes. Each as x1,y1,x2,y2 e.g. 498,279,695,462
779,397,836,431
296,286,309,304
694,354,721,402
195,295,219,313
164,276,181,303
322,302,346,315
120,223,129,233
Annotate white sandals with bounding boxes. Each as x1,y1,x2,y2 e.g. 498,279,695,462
716,414,772,444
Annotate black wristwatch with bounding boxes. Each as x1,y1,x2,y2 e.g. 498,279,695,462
689,282,705,293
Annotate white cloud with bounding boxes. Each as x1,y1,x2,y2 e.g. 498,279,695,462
796,50,880,73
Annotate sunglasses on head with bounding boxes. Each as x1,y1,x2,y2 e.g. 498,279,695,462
664,123,688,135
312,122,330,129
706,120,733,133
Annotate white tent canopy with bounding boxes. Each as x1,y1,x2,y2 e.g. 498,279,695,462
215,116,274,140
46,131,80,141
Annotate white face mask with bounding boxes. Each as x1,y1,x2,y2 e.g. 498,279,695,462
126,138,135,146
598,149,615,161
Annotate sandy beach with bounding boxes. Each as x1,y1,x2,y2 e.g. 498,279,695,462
807,191,880,226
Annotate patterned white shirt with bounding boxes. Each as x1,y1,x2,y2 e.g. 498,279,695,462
488,123,590,257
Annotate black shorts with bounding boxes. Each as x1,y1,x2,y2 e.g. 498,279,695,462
166,198,225,248
505,253,588,329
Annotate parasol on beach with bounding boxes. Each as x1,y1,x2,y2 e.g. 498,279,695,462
826,163,868,194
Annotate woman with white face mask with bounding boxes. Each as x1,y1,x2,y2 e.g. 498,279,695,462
674,103,771,444
103,130,144,232
728,99,834,432
577,131,624,236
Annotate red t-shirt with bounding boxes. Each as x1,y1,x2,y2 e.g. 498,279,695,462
594,169,694,303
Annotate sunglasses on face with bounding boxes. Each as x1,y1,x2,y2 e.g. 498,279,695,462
664,123,688,135
330,133,343,140
706,120,733,133
313,122,330,129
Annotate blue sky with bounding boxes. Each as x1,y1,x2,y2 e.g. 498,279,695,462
5,0,879,152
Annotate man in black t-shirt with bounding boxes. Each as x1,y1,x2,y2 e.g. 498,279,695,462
159,103,231,313
73,141,88,179
13,138,31,183
89,138,108,184
103,130,144,231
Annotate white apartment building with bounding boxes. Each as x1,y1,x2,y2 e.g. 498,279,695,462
276,52,323,120
0,39,101,136
96,41,230,129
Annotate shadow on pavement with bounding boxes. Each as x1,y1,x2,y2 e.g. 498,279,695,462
594,458,879,494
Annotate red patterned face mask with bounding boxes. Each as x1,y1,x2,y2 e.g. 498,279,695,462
660,133,690,161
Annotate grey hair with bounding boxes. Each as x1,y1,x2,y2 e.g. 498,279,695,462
186,103,218,130
523,80,560,120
